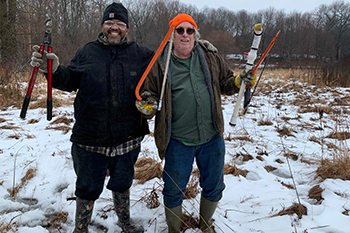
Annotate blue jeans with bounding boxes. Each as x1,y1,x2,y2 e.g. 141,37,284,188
163,134,226,208
71,143,140,200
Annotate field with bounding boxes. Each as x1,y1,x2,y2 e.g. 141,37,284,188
1,68,350,232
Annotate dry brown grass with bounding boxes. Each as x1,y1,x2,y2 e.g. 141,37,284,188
184,170,200,200
281,181,294,189
225,134,254,142
224,164,248,177
47,211,69,231
234,151,254,162
316,153,350,181
326,131,350,140
0,66,74,111
142,187,161,209
180,213,199,232
0,221,16,232
264,165,277,172
309,136,323,145
275,158,284,164
271,203,307,219
276,125,296,137
7,167,37,198
45,125,72,134
308,185,324,204
257,118,273,126
283,152,299,161
134,157,163,184
50,115,74,125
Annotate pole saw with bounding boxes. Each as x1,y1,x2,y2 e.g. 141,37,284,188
229,27,281,126
135,25,175,111
230,23,263,126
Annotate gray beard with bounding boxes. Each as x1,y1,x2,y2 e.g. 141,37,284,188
98,32,127,46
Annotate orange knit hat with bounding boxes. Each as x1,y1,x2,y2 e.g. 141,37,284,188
169,14,198,29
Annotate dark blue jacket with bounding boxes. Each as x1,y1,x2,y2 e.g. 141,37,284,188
52,39,154,147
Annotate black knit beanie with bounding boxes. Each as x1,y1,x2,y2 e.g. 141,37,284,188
101,2,129,27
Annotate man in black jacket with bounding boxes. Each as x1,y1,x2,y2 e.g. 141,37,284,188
31,3,153,233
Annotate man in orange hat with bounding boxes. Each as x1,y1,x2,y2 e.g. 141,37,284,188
137,14,256,232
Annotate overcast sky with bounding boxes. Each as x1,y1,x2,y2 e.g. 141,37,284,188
179,0,346,13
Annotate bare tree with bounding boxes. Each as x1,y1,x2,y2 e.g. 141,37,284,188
319,0,350,60
0,0,17,62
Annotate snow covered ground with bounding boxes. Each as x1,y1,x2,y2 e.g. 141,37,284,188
1,71,350,232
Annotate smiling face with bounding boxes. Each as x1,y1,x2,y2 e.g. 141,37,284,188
173,21,196,59
101,19,128,45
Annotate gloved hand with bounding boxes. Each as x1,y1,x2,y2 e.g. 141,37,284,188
199,39,218,53
135,92,158,116
30,45,60,73
235,69,256,88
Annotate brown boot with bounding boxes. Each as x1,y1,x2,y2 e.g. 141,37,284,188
73,197,94,233
112,189,144,233
165,205,182,233
199,196,217,233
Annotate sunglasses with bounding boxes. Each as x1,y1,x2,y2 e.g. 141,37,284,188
175,27,195,35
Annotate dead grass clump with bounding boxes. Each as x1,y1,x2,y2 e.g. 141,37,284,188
224,134,253,142
28,98,47,109
28,119,39,124
283,152,299,161
45,125,72,134
142,188,160,209
272,203,307,219
50,115,74,125
47,211,68,230
7,134,20,140
184,175,200,200
257,150,268,156
276,125,296,137
258,119,273,126
0,221,16,232
134,157,163,184
326,142,340,150
300,157,315,165
264,165,277,172
224,164,248,177
0,118,6,123
334,191,350,198
281,181,294,189
298,105,333,114
234,152,254,162
0,124,20,130
309,136,322,145
8,167,37,197
315,156,350,181
180,213,199,232
256,155,264,161
281,115,301,122
326,131,350,140
0,84,23,109
308,185,324,204
275,158,284,164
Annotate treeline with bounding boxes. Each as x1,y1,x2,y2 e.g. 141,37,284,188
1,0,350,69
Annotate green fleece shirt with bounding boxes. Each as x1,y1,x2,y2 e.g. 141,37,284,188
170,47,217,145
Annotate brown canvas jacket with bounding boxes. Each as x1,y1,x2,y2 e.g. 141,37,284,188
141,41,239,159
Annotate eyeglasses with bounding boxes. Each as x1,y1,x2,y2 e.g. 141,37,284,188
175,27,195,35
104,21,127,29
